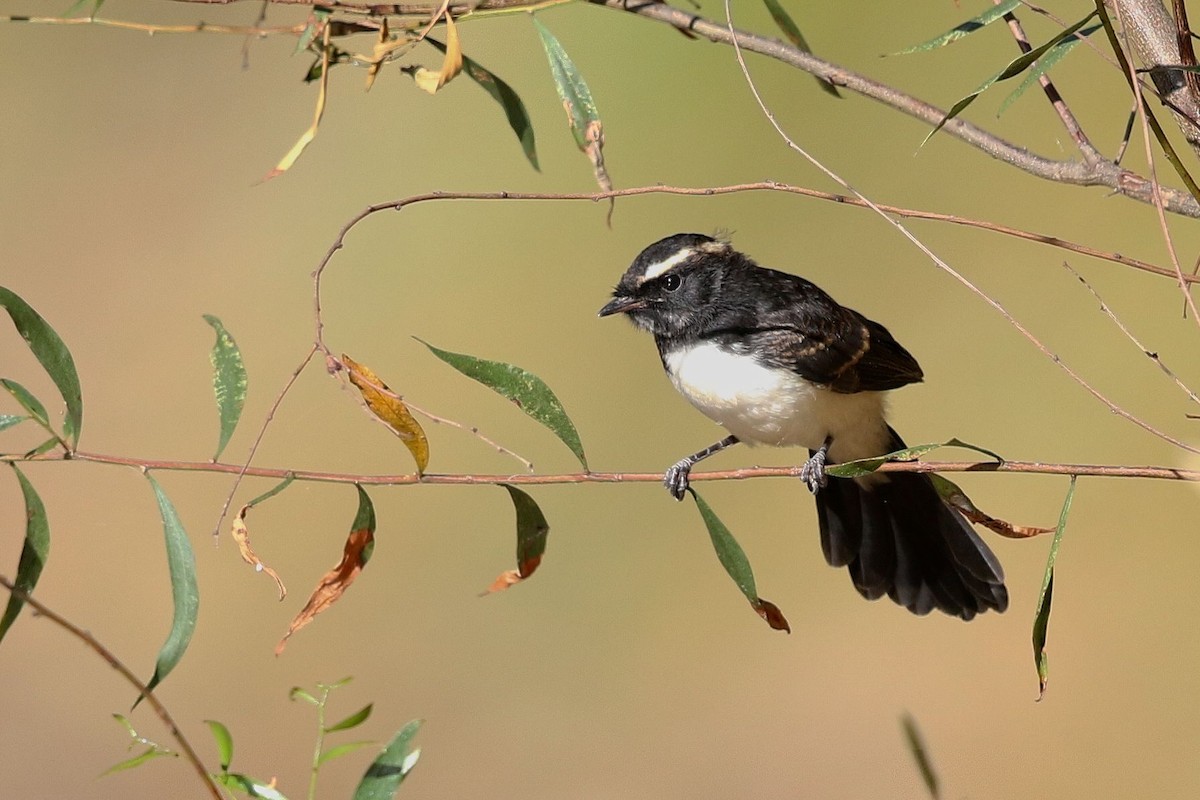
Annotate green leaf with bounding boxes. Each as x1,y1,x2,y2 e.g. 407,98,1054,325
205,719,234,772
101,746,173,776
0,286,83,448
417,338,587,469
318,740,374,766
997,25,1100,116
532,18,612,196
290,686,320,705
136,474,199,709
202,315,248,462
901,713,941,800
0,413,27,431
64,0,105,19
689,489,790,632
214,773,290,800
1033,475,1076,701
825,438,1001,479
922,11,1098,145
895,0,1021,54
429,37,539,170
1,378,51,430
326,702,373,733
0,465,50,644
760,0,840,97
247,473,296,509
24,437,60,457
352,719,423,800
295,7,330,54
352,484,376,566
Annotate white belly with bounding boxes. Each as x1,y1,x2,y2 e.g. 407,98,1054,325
664,342,891,462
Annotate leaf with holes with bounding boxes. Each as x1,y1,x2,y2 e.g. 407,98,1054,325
202,315,248,461
418,339,586,469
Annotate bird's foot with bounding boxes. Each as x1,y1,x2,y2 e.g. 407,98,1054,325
800,444,830,495
664,459,694,501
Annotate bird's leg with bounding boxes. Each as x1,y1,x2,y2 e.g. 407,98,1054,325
800,435,833,495
664,435,740,500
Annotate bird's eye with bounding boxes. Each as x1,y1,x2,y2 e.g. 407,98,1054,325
662,273,682,292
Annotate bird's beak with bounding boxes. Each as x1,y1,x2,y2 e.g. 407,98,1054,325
598,294,644,317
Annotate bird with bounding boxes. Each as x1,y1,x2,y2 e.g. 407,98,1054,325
598,233,1007,620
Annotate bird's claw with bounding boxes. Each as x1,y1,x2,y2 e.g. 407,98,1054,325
800,449,828,495
664,460,692,501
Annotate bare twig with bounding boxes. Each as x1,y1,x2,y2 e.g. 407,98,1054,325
0,576,222,800
1063,261,1200,408
2,13,303,35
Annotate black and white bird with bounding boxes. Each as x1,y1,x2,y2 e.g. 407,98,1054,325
598,233,1007,620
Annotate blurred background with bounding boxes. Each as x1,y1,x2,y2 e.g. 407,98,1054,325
2,1,1199,797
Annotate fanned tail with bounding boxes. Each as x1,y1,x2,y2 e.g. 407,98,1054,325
812,427,1007,620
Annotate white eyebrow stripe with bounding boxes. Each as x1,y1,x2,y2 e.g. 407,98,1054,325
638,248,694,283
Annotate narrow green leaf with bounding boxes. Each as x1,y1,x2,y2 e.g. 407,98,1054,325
532,18,612,197
101,746,173,776
998,25,1100,116
136,475,199,708
290,687,321,705
0,286,83,448
922,11,1098,145
295,7,330,54
0,465,50,644
689,489,790,632
318,740,374,766
760,0,839,97
352,719,423,800
326,702,374,733
64,0,105,19
1033,475,1076,700
895,0,1021,54
202,315,248,461
247,473,296,509
417,338,587,469
215,773,290,800
826,437,1001,479
205,720,234,772
428,37,539,170
321,675,355,691
1,378,51,430
24,437,60,457
901,713,941,800
0,413,27,431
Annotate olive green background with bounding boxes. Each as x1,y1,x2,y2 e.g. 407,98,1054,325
3,1,1199,798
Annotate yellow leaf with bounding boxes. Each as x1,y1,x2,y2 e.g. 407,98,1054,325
342,354,430,473
230,505,287,601
412,13,462,94
264,23,331,180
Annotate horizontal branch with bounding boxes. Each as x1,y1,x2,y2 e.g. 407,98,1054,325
5,450,1195,484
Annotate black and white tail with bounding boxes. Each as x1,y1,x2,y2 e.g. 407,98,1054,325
812,428,1008,620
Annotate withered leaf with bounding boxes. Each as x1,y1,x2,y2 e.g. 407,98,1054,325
409,13,463,94
343,354,429,474
481,485,548,595
275,486,376,655
930,474,1054,538
231,505,287,601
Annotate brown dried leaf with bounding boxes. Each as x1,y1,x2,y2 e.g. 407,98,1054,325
753,599,791,632
935,475,1054,538
343,354,429,474
365,17,390,92
231,505,287,601
482,554,542,596
275,525,373,656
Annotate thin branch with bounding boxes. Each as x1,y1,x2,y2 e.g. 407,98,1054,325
2,13,303,36
0,576,222,800
591,0,1200,217
1063,260,1200,407
5,450,1198,483
999,0,1100,159
405,401,535,472
212,343,320,538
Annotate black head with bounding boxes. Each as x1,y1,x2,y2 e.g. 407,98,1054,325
598,233,740,337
